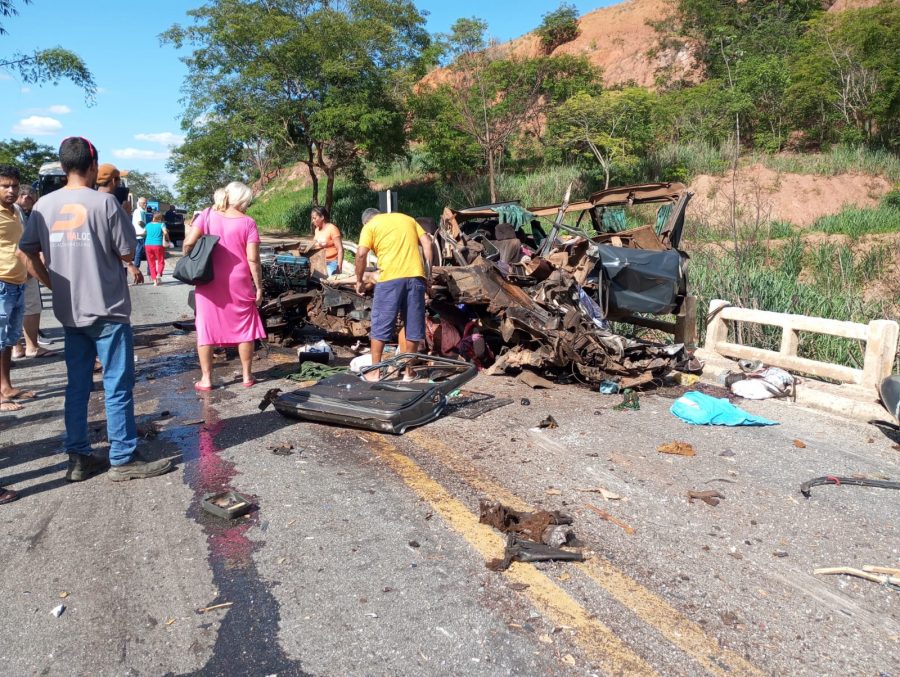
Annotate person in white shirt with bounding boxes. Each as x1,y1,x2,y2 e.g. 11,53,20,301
132,196,148,274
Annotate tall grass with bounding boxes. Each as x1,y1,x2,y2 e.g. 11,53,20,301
758,145,900,182
812,204,900,236
690,240,896,371
248,165,597,239
640,141,730,182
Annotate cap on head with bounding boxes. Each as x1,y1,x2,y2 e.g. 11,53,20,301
96,163,120,186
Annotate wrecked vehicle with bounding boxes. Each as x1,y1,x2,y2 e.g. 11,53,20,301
256,183,696,388
272,354,476,434
428,183,696,387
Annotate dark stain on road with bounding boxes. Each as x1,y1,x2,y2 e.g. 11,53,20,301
155,354,310,677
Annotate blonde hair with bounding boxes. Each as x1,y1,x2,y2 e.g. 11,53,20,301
212,188,227,212
216,181,253,213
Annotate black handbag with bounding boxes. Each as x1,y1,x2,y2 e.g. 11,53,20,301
173,212,219,285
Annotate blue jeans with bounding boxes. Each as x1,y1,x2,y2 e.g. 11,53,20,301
326,260,339,276
0,280,25,349
64,321,137,465
134,239,145,271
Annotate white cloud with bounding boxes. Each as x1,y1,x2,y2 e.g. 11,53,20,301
12,115,63,135
47,104,72,114
135,132,185,146
20,86,31,94
112,147,171,161
0,73,11,81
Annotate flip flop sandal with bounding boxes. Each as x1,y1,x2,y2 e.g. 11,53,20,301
0,400,23,412
0,487,19,504
242,380,256,388
26,348,57,358
194,382,214,392
10,391,36,401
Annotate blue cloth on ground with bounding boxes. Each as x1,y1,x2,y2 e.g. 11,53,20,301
670,391,778,426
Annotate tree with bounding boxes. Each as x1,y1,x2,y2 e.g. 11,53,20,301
167,118,246,210
536,3,581,54
412,19,598,202
787,3,899,149
164,0,430,213
0,1,96,102
548,88,658,188
0,137,55,184
124,170,176,206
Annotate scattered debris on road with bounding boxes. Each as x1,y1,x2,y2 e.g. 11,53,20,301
576,487,622,501
479,500,575,545
50,604,65,618
538,415,559,429
814,566,900,590
687,489,725,506
268,443,295,456
518,371,555,389
196,602,233,614
584,503,635,535
792,439,807,448
613,390,641,411
671,391,778,426
657,441,696,457
487,534,585,571
202,491,254,519
799,475,900,498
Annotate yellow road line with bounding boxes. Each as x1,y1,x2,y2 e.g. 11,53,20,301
366,433,656,676
406,429,764,677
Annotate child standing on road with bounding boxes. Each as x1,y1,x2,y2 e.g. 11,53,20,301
144,212,169,286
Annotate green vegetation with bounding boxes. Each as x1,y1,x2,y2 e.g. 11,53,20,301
1,2,96,102
536,3,581,54
812,205,900,237
164,0,431,212
689,239,895,371
757,146,900,182
0,137,55,185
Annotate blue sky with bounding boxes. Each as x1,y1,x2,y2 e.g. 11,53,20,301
0,1,609,188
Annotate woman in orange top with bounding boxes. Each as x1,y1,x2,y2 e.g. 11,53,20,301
311,206,343,276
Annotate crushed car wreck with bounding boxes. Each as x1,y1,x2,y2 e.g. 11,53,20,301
256,182,697,393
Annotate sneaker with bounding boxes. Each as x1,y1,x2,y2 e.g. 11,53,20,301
65,453,109,482
107,453,173,482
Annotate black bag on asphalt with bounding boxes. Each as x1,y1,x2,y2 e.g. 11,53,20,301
173,234,219,285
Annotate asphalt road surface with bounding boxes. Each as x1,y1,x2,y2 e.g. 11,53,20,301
1,269,898,676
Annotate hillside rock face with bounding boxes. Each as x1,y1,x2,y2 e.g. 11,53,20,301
504,0,693,88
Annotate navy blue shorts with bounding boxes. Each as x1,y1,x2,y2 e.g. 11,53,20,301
371,277,426,342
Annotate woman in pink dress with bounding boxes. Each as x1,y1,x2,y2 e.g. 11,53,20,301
183,182,266,390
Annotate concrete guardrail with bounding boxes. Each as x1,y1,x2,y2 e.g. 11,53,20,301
703,299,899,389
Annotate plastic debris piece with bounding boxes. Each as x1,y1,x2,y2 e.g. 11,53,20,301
613,390,640,411
50,604,65,618
792,439,806,449
58,591,69,599
520,398,531,406
670,391,777,426
657,441,696,457
598,380,620,395
487,534,584,571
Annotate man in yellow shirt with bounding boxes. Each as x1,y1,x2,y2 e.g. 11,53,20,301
355,208,432,373
0,165,40,421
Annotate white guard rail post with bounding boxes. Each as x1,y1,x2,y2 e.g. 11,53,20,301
704,299,899,389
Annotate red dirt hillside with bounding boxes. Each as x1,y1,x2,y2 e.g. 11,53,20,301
421,0,882,89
